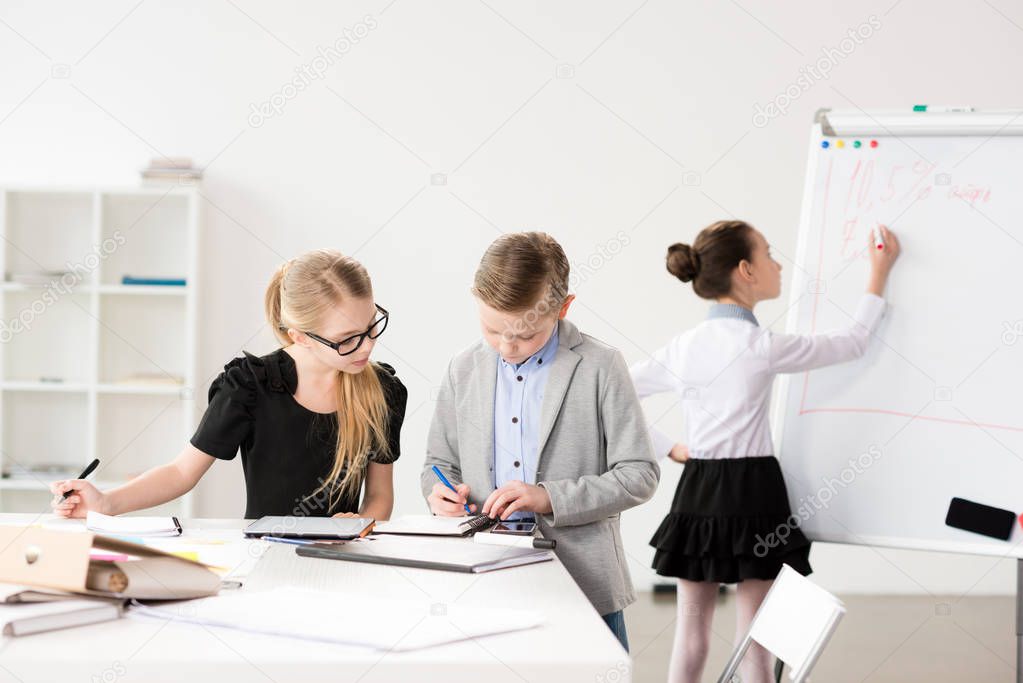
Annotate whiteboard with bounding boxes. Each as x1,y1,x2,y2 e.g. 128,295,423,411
773,109,1023,559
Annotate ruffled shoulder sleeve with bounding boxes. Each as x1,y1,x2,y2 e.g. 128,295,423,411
190,352,267,460
369,362,408,464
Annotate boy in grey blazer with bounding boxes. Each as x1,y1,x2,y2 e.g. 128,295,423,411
421,232,660,651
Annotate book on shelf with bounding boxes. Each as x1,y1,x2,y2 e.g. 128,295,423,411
2,462,79,480
121,276,187,287
140,156,202,183
111,372,184,387
5,270,76,286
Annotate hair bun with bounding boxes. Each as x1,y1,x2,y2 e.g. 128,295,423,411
666,243,700,282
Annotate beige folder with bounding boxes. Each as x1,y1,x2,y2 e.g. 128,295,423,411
0,526,221,600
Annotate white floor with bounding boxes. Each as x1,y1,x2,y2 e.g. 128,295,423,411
626,589,1015,682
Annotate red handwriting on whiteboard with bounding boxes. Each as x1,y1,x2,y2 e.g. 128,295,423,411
879,165,904,203
901,160,935,202
841,218,858,258
948,185,992,205
843,160,861,215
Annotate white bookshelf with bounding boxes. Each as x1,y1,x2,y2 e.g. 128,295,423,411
0,186,200,516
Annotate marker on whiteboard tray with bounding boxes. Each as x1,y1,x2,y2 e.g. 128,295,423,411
912,105,975,113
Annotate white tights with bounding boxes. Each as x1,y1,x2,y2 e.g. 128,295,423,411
667,578,775,683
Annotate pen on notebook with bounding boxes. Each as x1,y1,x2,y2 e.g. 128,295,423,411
431,465,472,515
63,458,100,499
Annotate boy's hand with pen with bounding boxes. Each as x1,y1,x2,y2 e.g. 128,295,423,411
428,481,477,516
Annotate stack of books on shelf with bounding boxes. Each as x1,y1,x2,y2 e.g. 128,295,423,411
1,462,79,482
5,270,76,286
140,157,202,184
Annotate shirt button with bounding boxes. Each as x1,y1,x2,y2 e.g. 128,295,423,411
517,375,523,382
511,417,518,424
537,359,543,365
514,461,521,468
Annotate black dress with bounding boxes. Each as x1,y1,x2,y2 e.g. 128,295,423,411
650,456,812,583
190,349,407,518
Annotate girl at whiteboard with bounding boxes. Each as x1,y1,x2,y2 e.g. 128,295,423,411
49,250,407,522
630,220,899,683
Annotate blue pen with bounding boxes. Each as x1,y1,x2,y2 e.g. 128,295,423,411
261,536,318,546
431,465,472,515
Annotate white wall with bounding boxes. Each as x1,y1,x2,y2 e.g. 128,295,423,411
1,0,1019,595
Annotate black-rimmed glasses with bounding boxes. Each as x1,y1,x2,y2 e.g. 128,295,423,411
304,304,389,357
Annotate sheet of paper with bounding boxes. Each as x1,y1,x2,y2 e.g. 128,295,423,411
130,585,543,651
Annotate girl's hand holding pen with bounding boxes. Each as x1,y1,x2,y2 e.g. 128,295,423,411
49,479,107,518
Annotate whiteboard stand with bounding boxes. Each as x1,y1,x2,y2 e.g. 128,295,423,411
773,108,1023,682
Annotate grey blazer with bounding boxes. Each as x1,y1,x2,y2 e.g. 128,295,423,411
421,319,660,615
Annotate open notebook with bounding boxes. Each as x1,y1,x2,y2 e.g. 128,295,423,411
373,514,499,537
86,511,181,537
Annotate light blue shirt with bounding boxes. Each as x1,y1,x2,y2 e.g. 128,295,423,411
493,326,560,519
707,302,759,326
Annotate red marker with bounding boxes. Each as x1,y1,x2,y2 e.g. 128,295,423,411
1019,513,1023,530
870,140,878,148
874,229,885,251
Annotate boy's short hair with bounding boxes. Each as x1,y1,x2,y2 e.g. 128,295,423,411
472,231,570,314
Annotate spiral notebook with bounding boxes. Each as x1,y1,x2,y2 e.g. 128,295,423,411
371,514,500,537
86,511,182,537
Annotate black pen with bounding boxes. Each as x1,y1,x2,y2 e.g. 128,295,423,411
63,458,100,499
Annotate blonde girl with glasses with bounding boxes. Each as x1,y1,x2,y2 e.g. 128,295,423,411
50,249,406,521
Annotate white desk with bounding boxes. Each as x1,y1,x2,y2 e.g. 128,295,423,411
0,515,631,682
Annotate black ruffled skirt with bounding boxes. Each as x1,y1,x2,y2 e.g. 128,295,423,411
651,456,812,583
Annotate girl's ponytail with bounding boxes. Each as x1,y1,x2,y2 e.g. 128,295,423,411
264,260,291,346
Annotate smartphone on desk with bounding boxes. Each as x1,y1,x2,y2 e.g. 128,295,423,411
491,520,536,536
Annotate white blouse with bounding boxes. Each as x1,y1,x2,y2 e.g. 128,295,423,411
630,294,887,460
